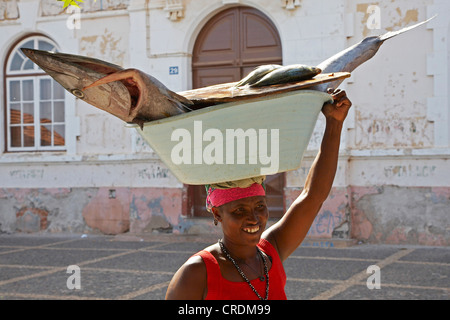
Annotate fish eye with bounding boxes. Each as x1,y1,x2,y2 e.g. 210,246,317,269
71,89,85,99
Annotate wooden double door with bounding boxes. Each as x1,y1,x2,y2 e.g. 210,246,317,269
189,6,285,218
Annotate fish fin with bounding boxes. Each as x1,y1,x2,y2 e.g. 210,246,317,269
166,96,194,112
235,80,250,87
379,15,437,42
175,101,194,112
235,72,256,87
168,90,194,106
131,119,145,130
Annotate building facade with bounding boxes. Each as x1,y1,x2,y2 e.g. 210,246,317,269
0,0,449,245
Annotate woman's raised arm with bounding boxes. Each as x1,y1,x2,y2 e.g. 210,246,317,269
263,89,352,262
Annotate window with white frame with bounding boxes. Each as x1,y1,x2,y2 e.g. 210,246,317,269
5,36,66,152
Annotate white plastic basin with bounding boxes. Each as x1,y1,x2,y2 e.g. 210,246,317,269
127,90,332,185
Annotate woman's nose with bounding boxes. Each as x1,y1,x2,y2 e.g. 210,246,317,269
246,209,258,223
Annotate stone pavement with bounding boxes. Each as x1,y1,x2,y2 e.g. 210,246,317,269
0,233,448,300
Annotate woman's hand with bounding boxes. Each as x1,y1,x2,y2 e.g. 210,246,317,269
322,88,352,123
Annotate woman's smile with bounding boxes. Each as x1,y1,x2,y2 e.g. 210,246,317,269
242,225,261,234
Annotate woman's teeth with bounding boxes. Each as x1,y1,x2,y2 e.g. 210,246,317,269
243,226,260,234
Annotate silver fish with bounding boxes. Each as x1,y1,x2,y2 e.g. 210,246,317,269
312,15,436,92
250,64,322,87
235,64,281,87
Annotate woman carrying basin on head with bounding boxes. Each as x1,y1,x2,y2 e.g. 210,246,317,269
165,89,352,300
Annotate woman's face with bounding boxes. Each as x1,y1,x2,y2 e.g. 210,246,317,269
214,196,269,246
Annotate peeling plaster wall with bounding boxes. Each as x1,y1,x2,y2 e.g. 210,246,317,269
286,156,351,241
285,187,350,240
347,0,435,151
285,157,450,246
0,188,91,233
350,186,450,246
0,187,184,235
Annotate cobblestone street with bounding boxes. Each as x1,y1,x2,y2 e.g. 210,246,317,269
0,233,448,300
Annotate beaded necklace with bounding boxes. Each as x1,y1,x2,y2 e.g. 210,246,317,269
218,240,269,300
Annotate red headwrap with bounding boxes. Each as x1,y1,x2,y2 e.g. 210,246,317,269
205,183,266,212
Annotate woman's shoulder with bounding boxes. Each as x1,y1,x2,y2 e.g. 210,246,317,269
165,244,219,300
165,257,204,299
180,244,217,273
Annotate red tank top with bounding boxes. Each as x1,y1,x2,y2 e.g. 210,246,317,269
195,238,287,300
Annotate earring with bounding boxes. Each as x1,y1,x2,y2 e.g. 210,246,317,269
213,218,218,226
